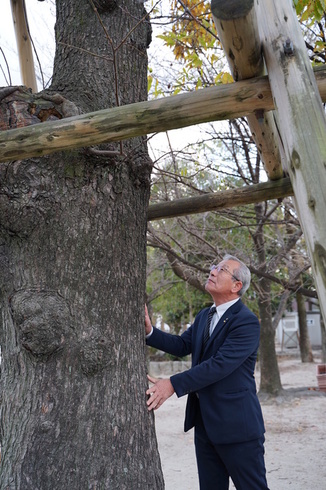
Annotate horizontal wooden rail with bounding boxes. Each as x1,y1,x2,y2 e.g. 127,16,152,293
147,177,293,221
0,66,325,164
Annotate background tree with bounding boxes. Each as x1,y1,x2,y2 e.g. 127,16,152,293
147,117,316,395
295,0,326,66
145,0,324,394
0,1,164,488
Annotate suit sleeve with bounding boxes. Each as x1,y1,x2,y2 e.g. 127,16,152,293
170,312,260,397
146,323,194,358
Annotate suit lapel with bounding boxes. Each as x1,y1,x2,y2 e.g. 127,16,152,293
203,299,243,353
205,312,231,349
194,300,244,364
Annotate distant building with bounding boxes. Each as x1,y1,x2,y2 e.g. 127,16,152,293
276,301,322,349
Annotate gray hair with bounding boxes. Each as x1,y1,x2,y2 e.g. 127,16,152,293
223,254,251,297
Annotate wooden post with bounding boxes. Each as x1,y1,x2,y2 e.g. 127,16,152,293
256,0,326,324
211,0,263,80
211,0,286,180
10,0,38,92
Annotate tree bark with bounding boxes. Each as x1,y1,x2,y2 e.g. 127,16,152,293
272,290,290,330
0,1,163,489
258,282,282,394
296,291,314,362
253,202,282,395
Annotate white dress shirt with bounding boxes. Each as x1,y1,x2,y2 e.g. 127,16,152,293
209,298,240,335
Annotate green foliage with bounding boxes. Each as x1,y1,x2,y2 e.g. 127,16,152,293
294,0,326,21
152,278,208,331
149,0,325,96
148,70,164,98
148,0,231,95
293,0,326,64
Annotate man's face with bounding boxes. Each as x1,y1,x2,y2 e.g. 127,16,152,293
205,259,241,300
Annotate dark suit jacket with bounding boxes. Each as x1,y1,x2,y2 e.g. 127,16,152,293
146,299,265,445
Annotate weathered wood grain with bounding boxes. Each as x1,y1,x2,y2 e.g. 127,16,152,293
0,68,326,164
148,177,293,221
257,0,326,323
211,0,285,180
10,0,37,92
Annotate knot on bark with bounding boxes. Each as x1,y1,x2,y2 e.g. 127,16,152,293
93,0,117,13
0,86,80,130
79,334,114,376
10,290,71,359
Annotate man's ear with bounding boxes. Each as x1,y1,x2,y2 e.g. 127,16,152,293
231,281,242,294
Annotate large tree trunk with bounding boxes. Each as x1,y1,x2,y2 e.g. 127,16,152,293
0,1,164,489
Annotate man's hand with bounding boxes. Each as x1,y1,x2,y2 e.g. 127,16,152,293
144,304,152,335
146,375,175,411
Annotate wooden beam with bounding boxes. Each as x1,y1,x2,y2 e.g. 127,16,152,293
0,68,326,164
211,0,286,180
256,0,326,324
10,0,37,93
211,0,263,80
147,177,293,221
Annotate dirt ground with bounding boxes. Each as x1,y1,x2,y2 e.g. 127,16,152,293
151,349,326,489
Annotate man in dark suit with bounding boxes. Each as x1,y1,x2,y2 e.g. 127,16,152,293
145,254,269,489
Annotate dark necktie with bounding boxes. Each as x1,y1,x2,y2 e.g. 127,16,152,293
203,306,216,350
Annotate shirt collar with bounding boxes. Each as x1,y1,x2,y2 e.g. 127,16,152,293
213,298,240,318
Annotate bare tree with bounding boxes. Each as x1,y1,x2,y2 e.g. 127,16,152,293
147,119,315,395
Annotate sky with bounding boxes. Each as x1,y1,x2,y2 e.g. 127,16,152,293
0,0,55,88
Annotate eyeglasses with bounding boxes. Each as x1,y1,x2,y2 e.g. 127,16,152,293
210,265,240,282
